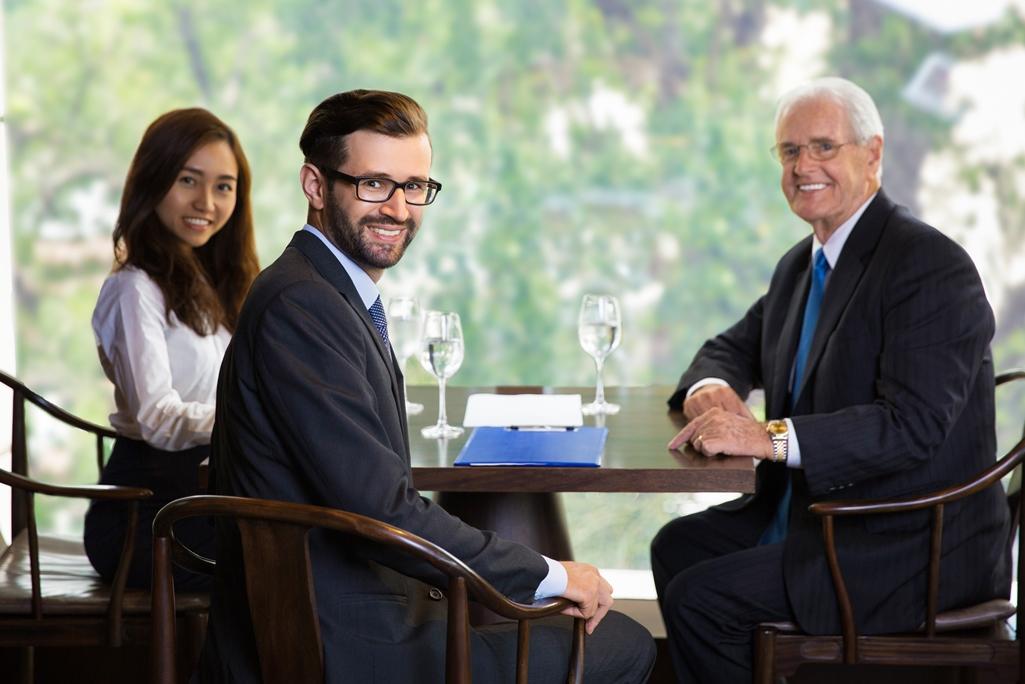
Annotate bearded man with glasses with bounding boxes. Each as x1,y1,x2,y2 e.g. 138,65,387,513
650,77,1008,683
200,89,655,683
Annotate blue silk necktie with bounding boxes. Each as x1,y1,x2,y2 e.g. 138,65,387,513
369,296,391,348
760,248,831,544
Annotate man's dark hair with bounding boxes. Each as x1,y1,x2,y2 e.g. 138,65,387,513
300,89,429,170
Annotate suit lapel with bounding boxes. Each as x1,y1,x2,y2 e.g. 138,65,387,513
770,244,812,417
289,231,405,419
790,192,895,409
393,355,410,450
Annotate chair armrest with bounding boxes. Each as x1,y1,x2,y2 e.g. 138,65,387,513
151,495,585,684
0,468,153,500
467,586,573,621
0,370,116,438
806,436,1025,663
153,496,572,618
996,369,1025,386
168,544,216,576
810,437,1025,518
795,372,1025,665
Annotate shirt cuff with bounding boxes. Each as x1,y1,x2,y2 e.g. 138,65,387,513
785,418,801,468
685,377,730,399
534,556,569,600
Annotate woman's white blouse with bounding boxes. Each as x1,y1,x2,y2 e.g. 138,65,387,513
92,267,230,451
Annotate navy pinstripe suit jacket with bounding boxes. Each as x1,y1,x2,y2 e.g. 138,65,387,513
671,190,1010,635
201,231,548,681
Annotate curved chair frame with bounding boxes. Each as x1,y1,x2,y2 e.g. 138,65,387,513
151,494,586,684
754,369,1025,682
0,370,162,682
2,370,118,533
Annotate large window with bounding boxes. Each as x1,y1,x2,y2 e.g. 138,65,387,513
4,1,1025,576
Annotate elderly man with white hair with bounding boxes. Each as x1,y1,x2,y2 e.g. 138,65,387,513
650,77,1009,683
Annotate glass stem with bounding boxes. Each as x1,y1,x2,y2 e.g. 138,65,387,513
399,355,410,406
437,377,448,428
593,356,606,405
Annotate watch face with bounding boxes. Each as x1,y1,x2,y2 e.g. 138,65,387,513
767,420,788,436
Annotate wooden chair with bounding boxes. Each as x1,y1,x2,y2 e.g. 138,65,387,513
151,494,586,684
754,369,1025,683
0,370,208,682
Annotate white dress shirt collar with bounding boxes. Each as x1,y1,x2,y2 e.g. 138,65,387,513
812,192,877,268
303,224,381,310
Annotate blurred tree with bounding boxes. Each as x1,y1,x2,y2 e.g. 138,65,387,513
4,0,1023,565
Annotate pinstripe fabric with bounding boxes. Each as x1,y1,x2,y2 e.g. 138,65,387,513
653,498,793,682
204,231,655,683
666,190,1009,640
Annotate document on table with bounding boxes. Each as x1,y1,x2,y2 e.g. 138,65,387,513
455,426,606,467
462,393,584,428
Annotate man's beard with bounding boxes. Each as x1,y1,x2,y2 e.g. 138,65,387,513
322,191,418,271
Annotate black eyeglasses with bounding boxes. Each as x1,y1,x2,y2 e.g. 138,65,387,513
318,167,442,206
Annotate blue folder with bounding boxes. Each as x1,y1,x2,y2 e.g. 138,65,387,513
454,427,607,467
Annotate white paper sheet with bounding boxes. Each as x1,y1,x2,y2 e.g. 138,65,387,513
462,393,584,427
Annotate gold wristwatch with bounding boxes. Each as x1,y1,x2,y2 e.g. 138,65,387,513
765,420,789,463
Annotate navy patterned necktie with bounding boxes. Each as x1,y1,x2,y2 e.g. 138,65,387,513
368,296,390,348
760,248,831,545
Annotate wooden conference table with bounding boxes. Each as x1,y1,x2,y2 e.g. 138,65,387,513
199,386,756,559
407,385,755,560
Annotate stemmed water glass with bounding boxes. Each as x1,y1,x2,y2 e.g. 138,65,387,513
578,294,622,415
419,311,465,439
387,296,425,415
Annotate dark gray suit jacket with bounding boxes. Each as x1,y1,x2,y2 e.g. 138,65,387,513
671,191,1010,635
200,230,548,681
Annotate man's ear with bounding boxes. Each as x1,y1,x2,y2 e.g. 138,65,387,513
866,135,884,173
300,163,326,211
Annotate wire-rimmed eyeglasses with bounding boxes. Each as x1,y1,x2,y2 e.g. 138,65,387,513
770,140,856,164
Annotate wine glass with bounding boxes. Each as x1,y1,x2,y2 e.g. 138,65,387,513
578,294,622,415
419,311,465,439
387,296,425,415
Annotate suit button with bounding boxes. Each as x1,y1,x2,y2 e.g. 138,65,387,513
428,587,444,601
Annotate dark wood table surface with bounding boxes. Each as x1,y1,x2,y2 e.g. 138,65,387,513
409,384,755,493
199,385,756,560
408,385,755,561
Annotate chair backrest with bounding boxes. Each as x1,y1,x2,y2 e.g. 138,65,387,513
808,369,1025,664
0,370,149,648
151,495,585,684
1,370,116,540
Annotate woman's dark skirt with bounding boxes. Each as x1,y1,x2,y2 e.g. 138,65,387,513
84,436,214,591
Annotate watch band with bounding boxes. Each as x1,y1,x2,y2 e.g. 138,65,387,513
766,420,789,463
770,437,788,463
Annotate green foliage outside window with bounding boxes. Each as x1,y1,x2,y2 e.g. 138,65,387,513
5,1,1025,572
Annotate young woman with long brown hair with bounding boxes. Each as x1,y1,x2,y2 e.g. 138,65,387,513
85,108,259,589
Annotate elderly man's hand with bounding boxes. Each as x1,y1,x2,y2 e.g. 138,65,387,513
682,384,754,422
558,561,614,635
669,406,774,459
